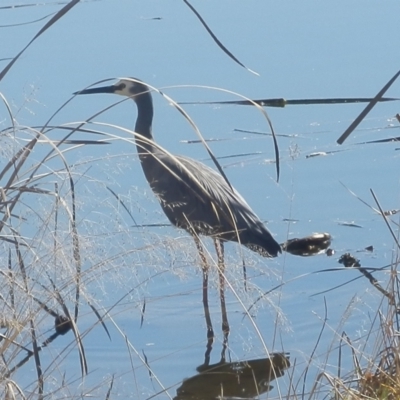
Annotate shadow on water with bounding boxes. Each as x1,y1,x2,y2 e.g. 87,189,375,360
174,352,290,400
179,287,289,400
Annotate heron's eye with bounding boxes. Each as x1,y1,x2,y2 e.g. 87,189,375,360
117,83,126,91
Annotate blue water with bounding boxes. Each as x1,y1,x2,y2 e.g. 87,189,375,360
2,1,400,398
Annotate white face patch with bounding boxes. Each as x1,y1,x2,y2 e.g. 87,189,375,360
113,79,148,98
113,79,134,96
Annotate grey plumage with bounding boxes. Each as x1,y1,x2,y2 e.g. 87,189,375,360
74,78,281,257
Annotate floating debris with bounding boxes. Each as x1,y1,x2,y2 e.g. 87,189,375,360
326,248,335,256
338,221,363,228
338,253,394,304
54,315,73,335
180,138,229,144
306,152,328,158
306,148,349,158
356,245,375,253
356,136,400,145
383,209,400,216
233,128,297,138
282,218,299,223
338,253,361,268
282,232,332,256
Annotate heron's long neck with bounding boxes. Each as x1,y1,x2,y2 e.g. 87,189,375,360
134,93,155,158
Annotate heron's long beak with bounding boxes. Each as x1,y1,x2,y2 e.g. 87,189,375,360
73,85,117,96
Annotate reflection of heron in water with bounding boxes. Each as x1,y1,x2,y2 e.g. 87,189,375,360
75,78,281,342
174,353,290,400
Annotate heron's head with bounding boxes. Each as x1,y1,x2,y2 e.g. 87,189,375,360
74,78,150,100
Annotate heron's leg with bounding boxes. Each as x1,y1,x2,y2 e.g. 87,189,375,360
242,258,248,292
192,234,214,358
214,239,230,339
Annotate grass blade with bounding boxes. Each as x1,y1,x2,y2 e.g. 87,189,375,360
106,186,138,226
180,96,399,107
337,69,400,144
0,0,80,82
182,0,258,75
88,303,111,341
370,189,400,251
105,375,115,400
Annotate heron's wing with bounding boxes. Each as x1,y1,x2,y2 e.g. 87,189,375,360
143,151,280,256
176,155,253,215
154,153,262,230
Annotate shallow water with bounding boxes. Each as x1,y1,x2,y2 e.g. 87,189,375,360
2,1,400,398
